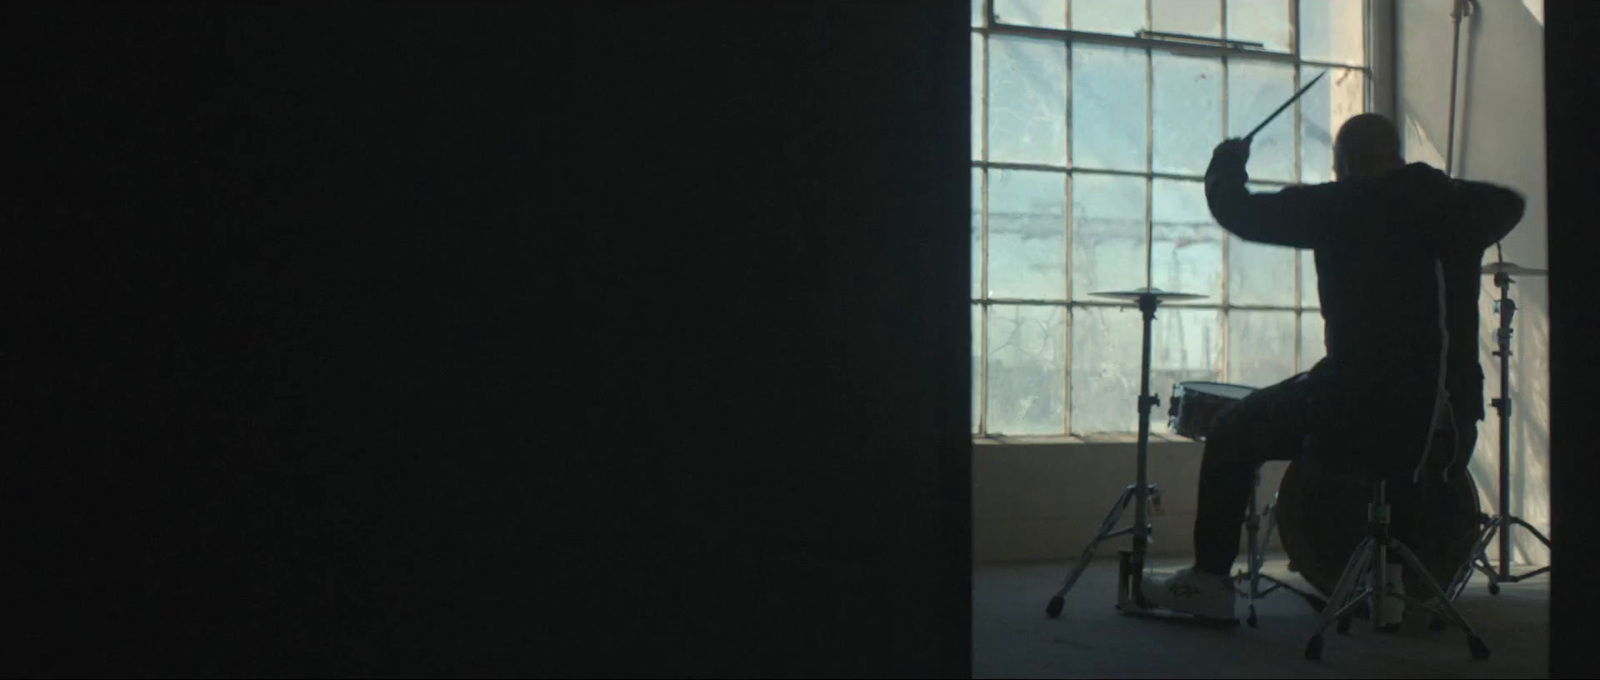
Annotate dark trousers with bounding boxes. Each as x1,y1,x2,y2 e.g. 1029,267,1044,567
1191,365,1479,576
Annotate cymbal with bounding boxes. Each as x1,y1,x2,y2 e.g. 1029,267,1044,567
1481,262,1547,277
1089,287,1208,301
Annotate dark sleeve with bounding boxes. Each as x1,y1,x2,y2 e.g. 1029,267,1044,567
1449,179,1525,250
1204,151,1345,249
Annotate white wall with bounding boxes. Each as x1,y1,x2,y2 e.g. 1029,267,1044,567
1397,0,1549,567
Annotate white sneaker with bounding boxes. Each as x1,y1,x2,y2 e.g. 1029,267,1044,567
1140,567,1237,620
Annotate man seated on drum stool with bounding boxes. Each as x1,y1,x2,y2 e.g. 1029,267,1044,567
1141,113,1526,620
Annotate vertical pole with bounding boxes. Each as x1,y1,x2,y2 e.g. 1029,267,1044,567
1134,294,1158,556
1497,274,1514,578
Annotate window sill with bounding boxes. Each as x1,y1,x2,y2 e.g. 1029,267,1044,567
973,431,1194,446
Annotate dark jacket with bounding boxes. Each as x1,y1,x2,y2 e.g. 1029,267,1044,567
1205,154,1524,421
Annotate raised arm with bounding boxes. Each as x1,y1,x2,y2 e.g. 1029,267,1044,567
1447,179,1525,250
1203,139,1345,249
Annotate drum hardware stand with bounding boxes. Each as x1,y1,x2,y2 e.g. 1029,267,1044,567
1043,289,1225,625
1446,264,1551,600
1304,479,1491,661
1234,468,1326,627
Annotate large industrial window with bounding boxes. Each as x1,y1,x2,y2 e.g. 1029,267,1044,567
972,0,1372,436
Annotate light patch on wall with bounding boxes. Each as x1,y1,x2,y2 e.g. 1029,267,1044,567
1521,0,1543,27
1402,114,1447,170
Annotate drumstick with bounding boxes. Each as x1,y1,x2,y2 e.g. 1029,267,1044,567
1244,71,1327,142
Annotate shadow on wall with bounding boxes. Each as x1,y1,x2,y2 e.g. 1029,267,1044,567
1401,0,1549,566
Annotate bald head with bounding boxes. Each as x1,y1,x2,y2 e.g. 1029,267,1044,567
1333,113,1404,180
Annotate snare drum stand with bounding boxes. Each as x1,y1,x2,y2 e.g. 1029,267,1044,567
1449,268,1551,598
1045,289,1200,619
1235,468,1325,626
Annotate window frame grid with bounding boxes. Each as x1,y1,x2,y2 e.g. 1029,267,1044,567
973,0,1369,437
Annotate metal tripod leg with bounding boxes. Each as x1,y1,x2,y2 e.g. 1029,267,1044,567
1390,540,1492,659
1448,514,1505,600
1045,484,1156,618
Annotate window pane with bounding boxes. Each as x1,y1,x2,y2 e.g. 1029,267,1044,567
1299,310,1326,372
1227,60,1297,182
1071,174,1147,300
1151,179,1223,304
1225,0,1292,52
1300,248,1318,308
1153,308,1225,433
1300,67,1364,184
989,36,1068,166
988,169,1067,300
1071,44,1147,172
1228,184,1296,306
1229,310,1296,387
973,303,983,433
973,0,985,27
1071,0,1145,35
972,169,983,299
973,33,984,162
1070,306,1139,434
1299,0,1365,66
987,304,1067,435
1229,238,1296,306
1153,54,1223,176
1152,0,1220,38
994,0,1066,29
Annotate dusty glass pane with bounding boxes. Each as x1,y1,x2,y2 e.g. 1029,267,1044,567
1150,179,1223,304
1229,310,1296,388
1299,0,1366,66
1225,0,1292,52
1227,60,1297,183
1071,174,1147,300
988,169,1067,300
1071,0,1145,35
973,0,985,27
1228,184,1297,306
989,36,1068,166
994,0,1066,29
973,303,983,433
1299,309,1327,372
1071,44,1147,173
1300,248,1319,308
973,33,984,162
1301,67,1364,184
972,169,983,299
1152,0,1220,38
1070,305,1140,434
1153,54,1223,176
1153,307,1225,434
987,304,1068,435
1230,238,1296,306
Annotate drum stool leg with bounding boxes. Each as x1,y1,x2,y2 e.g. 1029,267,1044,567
1305,481,1491,662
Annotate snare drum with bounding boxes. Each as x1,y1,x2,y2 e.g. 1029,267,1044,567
1168,381,1257,441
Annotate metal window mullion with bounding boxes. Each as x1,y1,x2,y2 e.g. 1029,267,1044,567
975,161,1302,187
1144,9,1154,290
1292,57,1304,372
1220,41,1231,383
1291,0,1302,59
978,27,991,436
1062,36,1074,435
980,24,1299,63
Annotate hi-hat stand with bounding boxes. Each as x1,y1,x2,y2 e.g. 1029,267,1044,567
1044,288,1207,621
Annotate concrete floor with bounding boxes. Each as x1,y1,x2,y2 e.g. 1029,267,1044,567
975,555,1548,679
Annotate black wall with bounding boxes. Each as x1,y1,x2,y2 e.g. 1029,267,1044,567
1546,1,1600,677
5,2,970,676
